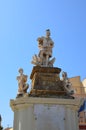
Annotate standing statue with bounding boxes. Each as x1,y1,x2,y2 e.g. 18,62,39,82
62,71,75,95
17,68,29,97
31,29,55,67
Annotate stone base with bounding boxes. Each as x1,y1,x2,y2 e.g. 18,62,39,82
29,89,74,99
30,66,61,79
10,97,83,130
30,66,67,96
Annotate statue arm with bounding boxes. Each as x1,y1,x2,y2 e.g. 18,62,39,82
37,37,42,42
47,41,54,49
50,42,54,47
23,75,28,82
37,37,44,44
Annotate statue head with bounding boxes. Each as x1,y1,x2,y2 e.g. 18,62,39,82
62,71,67,80
18,68,23,75
46,29,50,37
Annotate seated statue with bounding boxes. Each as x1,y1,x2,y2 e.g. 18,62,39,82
62,71,75,95
17,68,29,97
31,29,55,67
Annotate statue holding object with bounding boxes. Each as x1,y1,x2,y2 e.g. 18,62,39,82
31,29,55,67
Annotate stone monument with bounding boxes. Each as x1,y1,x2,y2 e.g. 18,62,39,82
30,29,74,97
10,29,83,130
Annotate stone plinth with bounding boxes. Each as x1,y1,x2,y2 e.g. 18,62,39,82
30,66,61,79
10,97,83,130
30,66,67,96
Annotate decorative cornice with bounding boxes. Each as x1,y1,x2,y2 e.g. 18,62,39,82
10,97,84,111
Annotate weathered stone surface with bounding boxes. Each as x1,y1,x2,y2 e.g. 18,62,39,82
31,72,64,90
29,66,69,97
10,97,83,130
30,66,75,98
30,89,68,98
30,66,61,79
30,66,62,90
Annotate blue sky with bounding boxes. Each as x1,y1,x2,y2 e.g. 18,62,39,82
0,0,86,128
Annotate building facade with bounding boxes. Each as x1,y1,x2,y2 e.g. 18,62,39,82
69,77,86,130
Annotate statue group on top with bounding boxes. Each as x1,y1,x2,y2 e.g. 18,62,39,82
31,29,55,67
16,29,75,98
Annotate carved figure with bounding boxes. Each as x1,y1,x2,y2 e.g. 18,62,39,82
31,29,55,67
62,71,75,95
17,68,29,96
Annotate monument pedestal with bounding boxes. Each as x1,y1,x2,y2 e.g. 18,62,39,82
10,66,83,130
30,66,68,97
10,97,82,130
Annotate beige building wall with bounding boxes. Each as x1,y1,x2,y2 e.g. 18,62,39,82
82,78,86,93
69,76,86,95
69,76,84,94
79,111,86,124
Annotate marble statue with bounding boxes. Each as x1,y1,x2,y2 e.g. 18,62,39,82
62,71,75,95
31,29,55,67
17,68,29,97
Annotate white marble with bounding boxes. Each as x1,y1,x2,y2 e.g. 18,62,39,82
16,68,29,97
31,29,55,67
61,71,75,95
10,97,83,130
34,104,65,130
